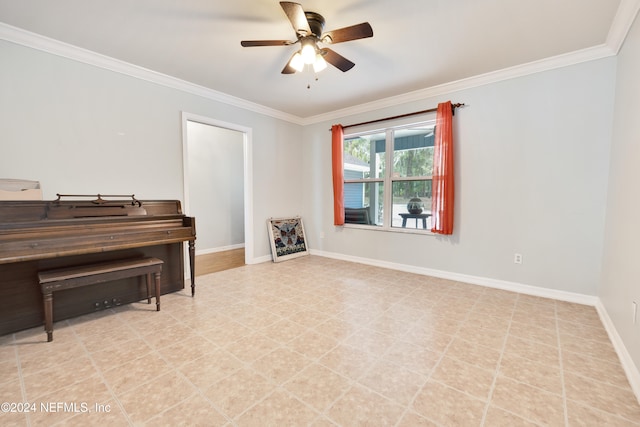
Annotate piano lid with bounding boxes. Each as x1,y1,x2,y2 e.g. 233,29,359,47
0,197,185,225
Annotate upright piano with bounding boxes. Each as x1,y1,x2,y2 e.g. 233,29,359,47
0,195,196,336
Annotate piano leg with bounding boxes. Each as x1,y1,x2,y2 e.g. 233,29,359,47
189,240,196,297
43,292,53,342
154,271,161,311
146,273,152,304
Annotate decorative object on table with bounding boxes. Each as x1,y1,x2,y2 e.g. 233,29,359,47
267,216,309,262
407,197,424,214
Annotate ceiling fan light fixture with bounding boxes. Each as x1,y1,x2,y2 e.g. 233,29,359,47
241,2,374,75
301,41,316,64
313,53,327,72
289,52,305,72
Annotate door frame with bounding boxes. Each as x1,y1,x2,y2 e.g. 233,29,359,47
181,111,254,265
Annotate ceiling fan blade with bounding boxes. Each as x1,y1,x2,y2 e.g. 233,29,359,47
321,48,355,72
322,22,373,44
241,40,293,47
280,1,312,36
281,52,297,74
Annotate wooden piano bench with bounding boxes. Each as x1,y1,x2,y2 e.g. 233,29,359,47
37,257,164,342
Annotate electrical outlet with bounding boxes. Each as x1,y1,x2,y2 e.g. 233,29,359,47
514,253,523,264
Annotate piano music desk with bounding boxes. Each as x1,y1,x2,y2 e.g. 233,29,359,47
38,258,164,342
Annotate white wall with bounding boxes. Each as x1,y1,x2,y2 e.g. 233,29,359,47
186,121,244,252
303,57,616,296
601,13,640,370
0,40,304,261
0,36,619,292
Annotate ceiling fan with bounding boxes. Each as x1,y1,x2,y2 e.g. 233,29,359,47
241,1,373,74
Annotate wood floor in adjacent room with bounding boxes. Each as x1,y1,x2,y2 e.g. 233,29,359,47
1,255,639,426
195,248,245,276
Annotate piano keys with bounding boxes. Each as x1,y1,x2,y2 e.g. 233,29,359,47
0,196,196,336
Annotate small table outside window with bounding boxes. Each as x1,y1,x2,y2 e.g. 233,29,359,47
399,213,432,229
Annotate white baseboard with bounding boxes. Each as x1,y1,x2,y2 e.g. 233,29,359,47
195,243,244,256
595,300,640,403
310,249,597,305
247,254,272,264
310,249,639,403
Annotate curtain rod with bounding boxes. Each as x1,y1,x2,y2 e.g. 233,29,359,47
331,102,465,131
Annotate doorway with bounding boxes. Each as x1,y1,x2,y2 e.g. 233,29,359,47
181,112,254,273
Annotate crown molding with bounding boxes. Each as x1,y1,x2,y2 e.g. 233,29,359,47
0,23,306,125
301,43,616,125
303,0,638,125
2,6,636,128
607,0,640,53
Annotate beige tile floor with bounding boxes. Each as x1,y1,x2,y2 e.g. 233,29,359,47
1,255,639,426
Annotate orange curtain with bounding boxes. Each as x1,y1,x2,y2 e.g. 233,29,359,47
431,101,454,234
331,124,345,225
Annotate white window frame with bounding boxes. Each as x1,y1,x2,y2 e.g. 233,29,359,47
343,120,435,234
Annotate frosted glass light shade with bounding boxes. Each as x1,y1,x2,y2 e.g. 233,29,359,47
289,52,304,72
313,54,327,72
301,43,316,64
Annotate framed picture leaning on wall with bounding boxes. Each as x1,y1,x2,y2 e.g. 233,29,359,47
267,216,309,262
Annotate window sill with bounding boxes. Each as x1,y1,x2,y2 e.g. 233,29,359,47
341,223,435,235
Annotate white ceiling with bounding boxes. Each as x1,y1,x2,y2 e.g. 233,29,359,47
0,0,637,120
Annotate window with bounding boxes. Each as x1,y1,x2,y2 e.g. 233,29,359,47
343,122,435,231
